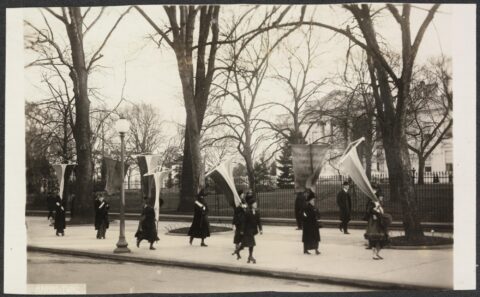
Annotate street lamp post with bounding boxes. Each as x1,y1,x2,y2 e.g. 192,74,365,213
114,117,131,254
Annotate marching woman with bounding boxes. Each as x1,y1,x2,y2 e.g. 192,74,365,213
53,194,66,236
188,189,211,247
135,197,160,250
232,190,247,250
302,189,321,255
364,184,390,260
232,190,262,264
94,192,110,239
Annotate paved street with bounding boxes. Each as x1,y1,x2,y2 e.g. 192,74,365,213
28,252,368,294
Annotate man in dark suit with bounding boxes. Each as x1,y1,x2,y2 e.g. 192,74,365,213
336,181,352,234
294,192,305,230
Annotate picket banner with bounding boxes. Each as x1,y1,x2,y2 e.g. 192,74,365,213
102,157,129,195
338,137,378,202
291,144,329,192
206,159,241,207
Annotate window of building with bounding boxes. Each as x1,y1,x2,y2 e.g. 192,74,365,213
425,166,432,173
446,163,453,172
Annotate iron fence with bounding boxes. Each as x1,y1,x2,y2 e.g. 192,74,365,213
27,171,453,223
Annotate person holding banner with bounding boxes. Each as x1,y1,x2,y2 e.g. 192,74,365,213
232,191,262,264
364,185,390,260
94,192,110,239
188,189,211,247
135,197,160,250
53,194,66,236
336,181,352,234
232,190,247,250
294,192,305,230
302,189,320,255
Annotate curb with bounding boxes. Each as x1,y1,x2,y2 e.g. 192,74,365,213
388,244,453,250
27,245,451,291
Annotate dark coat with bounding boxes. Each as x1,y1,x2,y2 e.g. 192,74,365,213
233,205,246,244
336,189,352,222
135,205,159,242
302,203,320,249
188,198,210,238
47,194,56,212
295,193,305,214
53,196,66,231
94,199,110,230
364,200,389,247
240,207,262,247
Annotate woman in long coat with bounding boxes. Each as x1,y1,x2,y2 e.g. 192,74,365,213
364,186,390,260
232,190,262,264
232,190,247,250
302,189,320,255
53,194,66,236
188,189,210,246
135,197,159,250
94,193,110,239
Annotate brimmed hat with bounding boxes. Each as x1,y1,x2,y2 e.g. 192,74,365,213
246,193,256,205
342,181,349,186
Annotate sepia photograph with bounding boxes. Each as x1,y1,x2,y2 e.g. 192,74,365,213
3,2,477,295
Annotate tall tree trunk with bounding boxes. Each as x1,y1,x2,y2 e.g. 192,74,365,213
382,127,423,240
417,155,425,185
244,150,255,194
364,125,373,180
178,127,195,211
67,8,93,224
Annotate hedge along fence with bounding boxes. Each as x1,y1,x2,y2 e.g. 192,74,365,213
26,172,453,223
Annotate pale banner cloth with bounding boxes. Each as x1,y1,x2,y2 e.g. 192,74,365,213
291,144,330,192
144,171,169,221
53,164,68,200
338,137,378,202
206,159,241,207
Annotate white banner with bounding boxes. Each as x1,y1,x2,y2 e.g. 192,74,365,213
206,159,241,207
338,138,378,202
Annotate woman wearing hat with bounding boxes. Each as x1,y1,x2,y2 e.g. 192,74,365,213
94,192,110,239
232,190,247,250
232,189,262,264
53,193,66,236
188,189,211,247
364,184,390,260
135,197,160,250
302,189,321,255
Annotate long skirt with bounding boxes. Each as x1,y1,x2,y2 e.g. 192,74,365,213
364,218,389,248
135,220,159,243
240,234,256,248
233,228,243,245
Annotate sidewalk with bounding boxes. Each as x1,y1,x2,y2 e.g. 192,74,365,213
26,216,453,290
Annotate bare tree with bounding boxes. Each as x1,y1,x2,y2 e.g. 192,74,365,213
135,5,307,210
245,3,441,240
342,4,441,240
337,51,378,179
212,24,298,192
122,102,164,154
260,26,327,145
406,56,452,184
25,7,132,222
